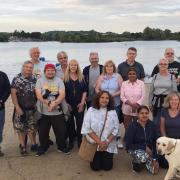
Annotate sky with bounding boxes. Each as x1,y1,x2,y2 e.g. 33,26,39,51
0,0,180,33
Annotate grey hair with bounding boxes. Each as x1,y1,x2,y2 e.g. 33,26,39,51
23,60,34,67
57,51,68,59
29,47,40,55
89,52,98,57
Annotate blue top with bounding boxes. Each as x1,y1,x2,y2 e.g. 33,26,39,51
100,73,121,106
161,108,180,139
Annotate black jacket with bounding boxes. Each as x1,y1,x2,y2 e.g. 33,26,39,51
125,119,157,158
0,71,10,110
83,64,103,96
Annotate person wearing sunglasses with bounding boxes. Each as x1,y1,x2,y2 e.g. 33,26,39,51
149,58,177,136
151,48,180,92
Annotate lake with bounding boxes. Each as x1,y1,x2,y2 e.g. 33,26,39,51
0,40,180,81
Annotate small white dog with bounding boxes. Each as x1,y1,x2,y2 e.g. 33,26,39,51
157,137,180,180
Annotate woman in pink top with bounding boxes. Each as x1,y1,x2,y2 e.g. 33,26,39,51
121,67,145,130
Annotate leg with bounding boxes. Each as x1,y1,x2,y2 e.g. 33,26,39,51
38,115,51,151
101,151,114,171
74,109,84,147
66,111,76,144
51,114,67,150
0,109,5,145
90,151,102,171
123,114,133,131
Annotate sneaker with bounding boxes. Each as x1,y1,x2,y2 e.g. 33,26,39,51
58,147,70,155
132,162,141,173
48,139,54,146
0,150,4,157
36,149,46,156
31,144,38,152
117,139,124,149
20,146,28,156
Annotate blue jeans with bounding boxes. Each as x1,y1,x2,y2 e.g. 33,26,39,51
0,109,5,144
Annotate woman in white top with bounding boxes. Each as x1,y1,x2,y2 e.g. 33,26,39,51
81,90,119,171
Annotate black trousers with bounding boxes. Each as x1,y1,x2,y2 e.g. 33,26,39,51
90,151,114,171
66,107,84,146
38,114,67,151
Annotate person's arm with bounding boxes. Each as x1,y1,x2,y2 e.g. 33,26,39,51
172,75,177,91
11,88,23,115
77,91,87,113
148,75,155,109
136,81,145,105
160,117,166,137
140,64,145,81
0,73,10,104
112,74,123,97
95,75,103,94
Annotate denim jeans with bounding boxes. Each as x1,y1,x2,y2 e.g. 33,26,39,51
0,109,5,144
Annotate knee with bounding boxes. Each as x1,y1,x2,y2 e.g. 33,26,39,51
90,162,101,171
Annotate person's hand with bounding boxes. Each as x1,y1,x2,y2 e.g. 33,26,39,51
146,146,153,157
125,100,132,106
15,106,23,116
98,141,108,151
131,103,140,108
77,102,84,113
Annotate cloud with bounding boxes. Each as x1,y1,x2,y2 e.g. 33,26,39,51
0,0,180,32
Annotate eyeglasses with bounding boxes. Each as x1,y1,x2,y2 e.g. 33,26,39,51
159,63,168,66
166,52,174,55
58,56,67,60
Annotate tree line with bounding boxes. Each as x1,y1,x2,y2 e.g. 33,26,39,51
0,27,180,42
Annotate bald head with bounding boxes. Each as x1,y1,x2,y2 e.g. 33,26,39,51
164,48,174,63
29,47,40,63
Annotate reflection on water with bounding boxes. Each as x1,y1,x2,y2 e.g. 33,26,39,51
0,40,180,81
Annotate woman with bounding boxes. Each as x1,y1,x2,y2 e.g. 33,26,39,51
159,91,180,168
149,58,177,135
95,60,123,148
125,106,159,174
64,59,87,149
56,51,68,79
81,91,119,171
121,67,145,131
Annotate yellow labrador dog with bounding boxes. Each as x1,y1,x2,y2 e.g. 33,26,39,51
157,137,180,180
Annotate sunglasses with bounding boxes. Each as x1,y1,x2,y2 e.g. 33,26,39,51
159,63,168,66
166,52,174,55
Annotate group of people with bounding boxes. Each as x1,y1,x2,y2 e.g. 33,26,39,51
0,46,179,174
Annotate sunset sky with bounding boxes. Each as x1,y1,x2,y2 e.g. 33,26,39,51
1,0,180,33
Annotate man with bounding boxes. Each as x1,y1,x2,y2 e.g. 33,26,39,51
0,71,10,156
118,47,145,81
151,48,180,92
35,64,69,156
56,51,68,79
29,47,54,145
11,61,38,156
83,52,103,108
29,47,46,78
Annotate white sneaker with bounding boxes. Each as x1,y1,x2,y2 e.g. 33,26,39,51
117,139,124,149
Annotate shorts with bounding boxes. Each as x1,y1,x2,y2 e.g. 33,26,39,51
13,109,37,133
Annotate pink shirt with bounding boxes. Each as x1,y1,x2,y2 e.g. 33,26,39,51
120,79,145,116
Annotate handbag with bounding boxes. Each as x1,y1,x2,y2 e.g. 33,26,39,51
78,110,108,162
